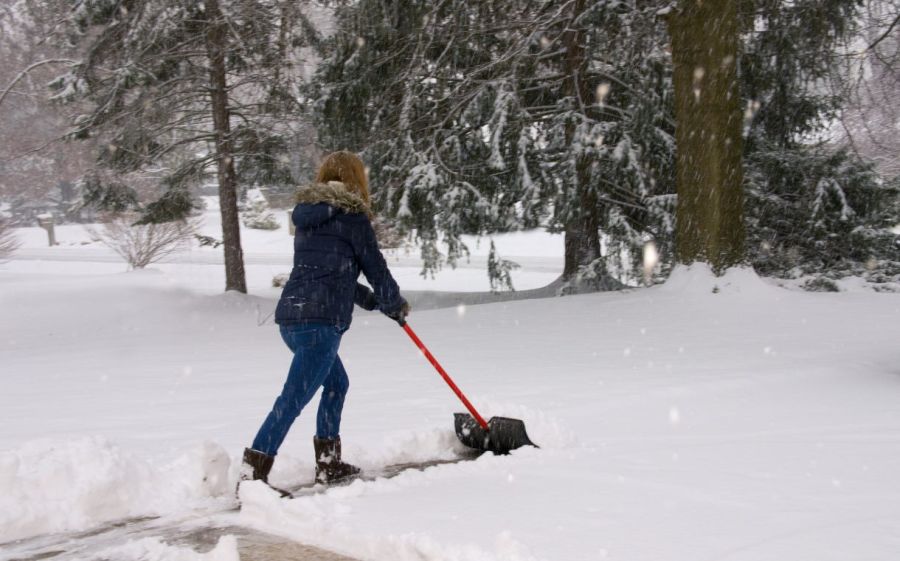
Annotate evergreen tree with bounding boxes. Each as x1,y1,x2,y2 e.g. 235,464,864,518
313,0,896,289
739,0,900,282
241,191,280,230
311,0,676,291
36,0,316,293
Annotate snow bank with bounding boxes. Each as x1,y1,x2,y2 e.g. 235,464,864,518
89,535,239,561
240,480,544,561
351,404,574,470
0,438,232,543
659,263,775,296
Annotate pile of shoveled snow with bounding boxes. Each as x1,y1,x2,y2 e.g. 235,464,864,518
658,263,775,295
88,535,239,561
0,438,232,542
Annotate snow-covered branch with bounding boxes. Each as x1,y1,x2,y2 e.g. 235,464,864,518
0,58,78,110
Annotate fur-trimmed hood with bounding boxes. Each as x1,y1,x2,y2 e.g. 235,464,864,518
295,181,371,216
292,181,373,231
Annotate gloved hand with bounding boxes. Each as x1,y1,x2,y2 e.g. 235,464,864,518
383,299,411,325
359,290,378,311
354,283,378,311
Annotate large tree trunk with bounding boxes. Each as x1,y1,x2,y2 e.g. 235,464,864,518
668,0,745,273
204,0,247,293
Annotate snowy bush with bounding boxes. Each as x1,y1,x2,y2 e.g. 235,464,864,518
0,215,20,261
272,273,289,288
488,241,519,292
90,213,197,269
802,277,840,292
241,198,279,231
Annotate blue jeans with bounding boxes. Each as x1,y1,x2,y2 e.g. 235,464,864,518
251,323,349,456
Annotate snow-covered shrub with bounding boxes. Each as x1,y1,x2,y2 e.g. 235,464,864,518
90,213,197,269
0,215,20,261
488,241,519,292
272,273,289,288
803,277,840,292
241,198,279,230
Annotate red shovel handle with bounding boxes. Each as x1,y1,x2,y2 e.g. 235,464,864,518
401,322,490,431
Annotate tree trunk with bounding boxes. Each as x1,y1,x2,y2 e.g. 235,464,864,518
204,0,247,293
668,0,745,273
560,0,610,291
562,163,602,280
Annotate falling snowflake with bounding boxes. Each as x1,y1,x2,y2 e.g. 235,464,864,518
595,83,611,106
669,407,681,425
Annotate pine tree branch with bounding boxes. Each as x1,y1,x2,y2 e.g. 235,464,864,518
0,58,78,110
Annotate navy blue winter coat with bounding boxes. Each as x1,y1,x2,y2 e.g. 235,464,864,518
274,182,404,329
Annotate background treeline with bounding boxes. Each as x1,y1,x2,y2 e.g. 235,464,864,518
1,0,897,292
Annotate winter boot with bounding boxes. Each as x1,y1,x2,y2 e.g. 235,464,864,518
238,448,292,498
313,436,361,484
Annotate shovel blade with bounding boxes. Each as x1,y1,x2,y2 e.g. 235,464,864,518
454,413,538,455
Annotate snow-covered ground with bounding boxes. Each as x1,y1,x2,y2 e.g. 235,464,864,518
2,210,900,561
5,199,564,294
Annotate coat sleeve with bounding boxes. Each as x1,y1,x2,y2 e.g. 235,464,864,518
354,283,378,311
350,217,405,314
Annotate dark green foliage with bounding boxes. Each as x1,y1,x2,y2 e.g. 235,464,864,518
311,0,896,289
134,188,195,225
740,0,861,148
739,0,899,281
80,174,139,212
233,127,296,189
312,0,676,286
746,146,900,275
802,277,841,292
96,131,166,174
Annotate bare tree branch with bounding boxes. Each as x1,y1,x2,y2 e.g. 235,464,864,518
867,11,900,51
88,213,198,269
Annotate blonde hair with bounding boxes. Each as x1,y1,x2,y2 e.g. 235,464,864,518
315,151,370,206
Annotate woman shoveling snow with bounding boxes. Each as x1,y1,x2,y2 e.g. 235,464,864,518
239,151,409,496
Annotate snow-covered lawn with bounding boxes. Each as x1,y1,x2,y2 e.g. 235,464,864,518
2,216,900,561
6,203,564,294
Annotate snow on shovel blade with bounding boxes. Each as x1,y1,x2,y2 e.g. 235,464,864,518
454,413,538,455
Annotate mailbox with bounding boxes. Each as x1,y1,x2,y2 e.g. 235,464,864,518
36,214,57,246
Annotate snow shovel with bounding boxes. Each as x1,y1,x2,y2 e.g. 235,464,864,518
400,321,537,455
